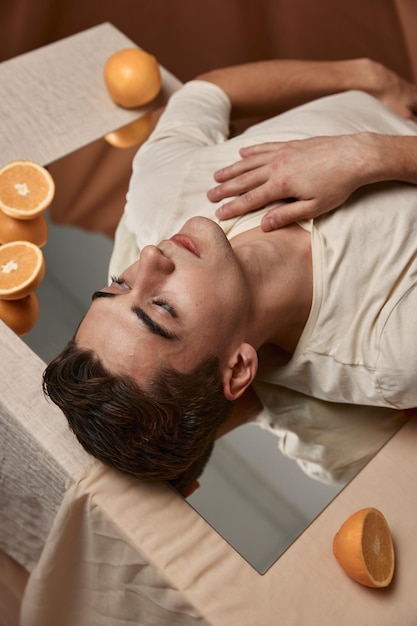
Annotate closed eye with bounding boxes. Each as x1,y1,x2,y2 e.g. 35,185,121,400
110,275,128,288
132,306,178,340
153,298,177,317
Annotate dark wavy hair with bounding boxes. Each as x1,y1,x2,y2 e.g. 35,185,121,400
42,340,234,494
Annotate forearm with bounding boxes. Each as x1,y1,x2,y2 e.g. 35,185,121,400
196,58,391,119
364,133,417,186
308,132,417,190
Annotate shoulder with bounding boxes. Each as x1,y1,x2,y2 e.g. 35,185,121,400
143,80,231,148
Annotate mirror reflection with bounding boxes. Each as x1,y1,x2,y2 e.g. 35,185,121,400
188,425,344,573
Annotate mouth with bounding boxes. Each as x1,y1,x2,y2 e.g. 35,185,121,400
169,234,201,257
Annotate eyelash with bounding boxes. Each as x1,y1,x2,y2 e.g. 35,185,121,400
111,276,176,317
110,275,126,286
152,298,176,317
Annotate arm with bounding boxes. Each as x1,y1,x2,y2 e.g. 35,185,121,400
208,133,417,229
197,58,417,120
201,58,417,228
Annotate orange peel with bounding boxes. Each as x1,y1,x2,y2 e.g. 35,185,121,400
333,507,395,588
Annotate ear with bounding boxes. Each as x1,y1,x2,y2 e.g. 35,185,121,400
222,343,258,402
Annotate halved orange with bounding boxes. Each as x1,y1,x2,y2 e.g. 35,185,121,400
0,292,39,336
0,241,45,300
103,48,162,109
0,211,48,247
104,113,153,148
333,507,395,588
0,160,55,220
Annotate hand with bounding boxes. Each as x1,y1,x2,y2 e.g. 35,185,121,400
208,134,375,230
367,61,417,121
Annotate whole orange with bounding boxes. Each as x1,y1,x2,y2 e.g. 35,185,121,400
104,48,162,109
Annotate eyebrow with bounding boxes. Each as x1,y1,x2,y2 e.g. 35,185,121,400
92,290,178,341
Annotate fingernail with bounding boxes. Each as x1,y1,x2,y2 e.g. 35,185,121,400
264,217,277,231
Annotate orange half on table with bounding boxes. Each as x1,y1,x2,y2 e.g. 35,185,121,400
0,160,55,219
0,241,45,300
333,507,395,588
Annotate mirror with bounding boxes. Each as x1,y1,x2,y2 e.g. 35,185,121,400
23,214,399,575
186,426,343,573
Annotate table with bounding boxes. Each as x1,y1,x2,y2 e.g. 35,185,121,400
0,22,181,168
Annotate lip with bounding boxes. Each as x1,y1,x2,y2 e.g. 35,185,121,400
169,234,201,257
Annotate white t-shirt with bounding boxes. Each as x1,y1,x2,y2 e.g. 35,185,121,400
110,81,417,483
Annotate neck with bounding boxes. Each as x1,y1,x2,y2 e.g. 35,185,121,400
231,223,313,355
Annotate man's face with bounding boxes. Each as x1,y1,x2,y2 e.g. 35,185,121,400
76,217,249,385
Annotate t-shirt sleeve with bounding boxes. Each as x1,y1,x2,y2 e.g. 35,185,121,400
144,80,232,148
109,80,232,272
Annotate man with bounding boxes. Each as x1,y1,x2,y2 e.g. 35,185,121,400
44,58,417,495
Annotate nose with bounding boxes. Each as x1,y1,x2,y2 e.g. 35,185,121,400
138,245,175,275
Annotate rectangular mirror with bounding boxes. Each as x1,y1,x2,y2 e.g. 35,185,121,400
186,426,344,573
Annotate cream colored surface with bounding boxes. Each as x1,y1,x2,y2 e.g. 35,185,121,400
0,550,28,626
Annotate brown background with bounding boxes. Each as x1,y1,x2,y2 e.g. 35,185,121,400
1,0,416,237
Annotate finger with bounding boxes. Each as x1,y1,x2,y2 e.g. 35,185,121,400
208,167,269,202
213,152,270,182
239,142,285,157
261,200,318,230
215,184,275,219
